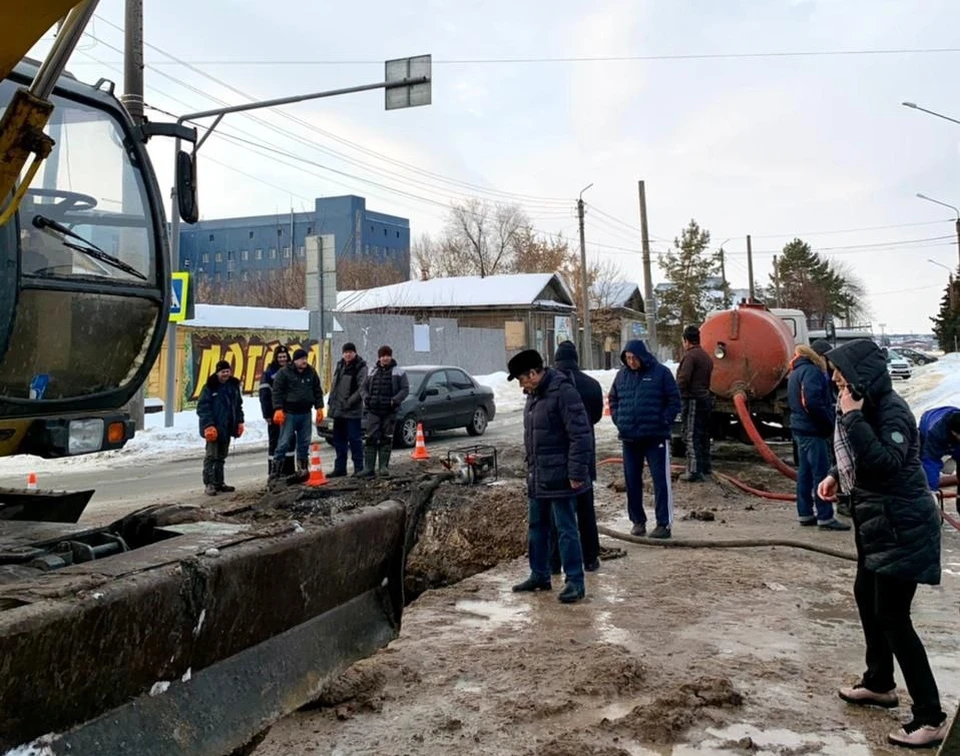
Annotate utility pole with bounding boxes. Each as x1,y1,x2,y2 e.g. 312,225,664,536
637,181,658,352
719,247,728,299
955,218,960,271
577,184,593,369
746,234,755,302
772,254,782,307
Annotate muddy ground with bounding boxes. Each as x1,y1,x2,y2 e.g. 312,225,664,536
250,440,960,756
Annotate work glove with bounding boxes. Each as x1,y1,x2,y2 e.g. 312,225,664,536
316,408,325,424
273,409,286,425
203,426,218,442
236,423,245,437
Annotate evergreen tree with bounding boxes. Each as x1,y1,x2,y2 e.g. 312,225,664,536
931,273,960,353
772,238,867,327
657,220,719,349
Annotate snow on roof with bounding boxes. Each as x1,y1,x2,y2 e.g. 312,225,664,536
591,281,641,308
185,304,309,331
335,273,572,312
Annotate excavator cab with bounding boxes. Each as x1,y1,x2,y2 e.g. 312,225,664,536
0,60,169,458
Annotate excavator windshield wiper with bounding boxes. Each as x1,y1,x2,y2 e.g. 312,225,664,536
32,214,148,281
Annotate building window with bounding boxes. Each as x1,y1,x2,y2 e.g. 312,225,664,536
215,252,223,262
297,245,305,256
255,248,263,260
241,271,249,281
277,228,283,237
227,250,235,260
268,247,277,259
306,226,312,234
201,253,209,264
241,249,249,261
183,258,191,268
396,231,400,238
364,244,370,255
370,225,374,232
248,231,254,239
226,271,233,281
384,228,388,237
227,260,235,271
208,233,214,242
283,246,291,258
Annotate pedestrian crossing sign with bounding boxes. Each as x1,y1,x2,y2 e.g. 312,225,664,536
170,271,192,322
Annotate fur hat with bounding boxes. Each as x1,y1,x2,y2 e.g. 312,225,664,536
507,349,544,381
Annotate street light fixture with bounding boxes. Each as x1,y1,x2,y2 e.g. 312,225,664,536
901,102,960,127
915,193,960,272
577,183,594,369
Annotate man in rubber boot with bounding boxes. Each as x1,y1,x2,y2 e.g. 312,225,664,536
197,360,244,496
609,339,681,539
258,345,295,477
327,342,368,477
509,349,591,604
358,345,409,478
788,342,849,531
676,325,713,482
549,340,602,574
918,406,960,492
270,349,324,480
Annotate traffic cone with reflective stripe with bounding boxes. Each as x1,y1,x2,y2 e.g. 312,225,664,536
603,395,611,418
306,442,328,487
411,423,430,461
26,472,38,490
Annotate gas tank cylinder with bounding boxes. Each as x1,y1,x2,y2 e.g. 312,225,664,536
699,304,796,400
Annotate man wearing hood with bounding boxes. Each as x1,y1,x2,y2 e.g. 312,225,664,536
550,341,603,572
609,339,682,539
788,341,849,531
509,349,592,603
358,345,409,478
197,360,245,496
328,342,369,478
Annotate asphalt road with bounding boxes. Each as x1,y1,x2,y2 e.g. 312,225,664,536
0,411,525,526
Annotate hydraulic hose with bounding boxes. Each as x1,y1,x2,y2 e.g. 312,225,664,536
732,392,797,481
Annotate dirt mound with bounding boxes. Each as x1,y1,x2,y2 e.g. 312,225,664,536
529,738,631,756
572,646,646,697
305,653,421,720
606,676,743,744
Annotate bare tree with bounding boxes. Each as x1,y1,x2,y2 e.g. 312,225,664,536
509,227,571,274
196,262,306,308
445,198,528,277
336,257,406,290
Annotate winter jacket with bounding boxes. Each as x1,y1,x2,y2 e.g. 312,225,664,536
258,361,282,420
361,360,409,417
787,346,835,438
329,357,368,420
676,344,713,400
609,339,682,442
827,339,941,586
197,375,244,439
523,368,593,499
272,364,324,415
554,341,602,481
919,406,960,490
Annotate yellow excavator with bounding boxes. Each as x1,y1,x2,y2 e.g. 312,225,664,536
0,4,406,754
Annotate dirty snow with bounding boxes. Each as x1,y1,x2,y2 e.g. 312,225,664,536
894,353,960,416
2,738,57,756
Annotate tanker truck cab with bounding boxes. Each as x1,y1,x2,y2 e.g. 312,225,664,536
769,308,809,348
0,59,170,458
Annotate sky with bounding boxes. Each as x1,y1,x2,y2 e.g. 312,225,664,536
27,0,960,334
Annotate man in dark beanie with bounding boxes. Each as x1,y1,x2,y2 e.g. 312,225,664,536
676,324,713,482
509,348,592,604
258,344,293,476
358,345,409,478
197,359,244,495
328,342,368,477
270,347,324,479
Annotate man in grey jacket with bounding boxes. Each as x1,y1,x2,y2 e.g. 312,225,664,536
327,342,368,477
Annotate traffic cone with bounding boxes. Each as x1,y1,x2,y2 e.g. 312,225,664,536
26,471,38,490
603,395,611,418
305,442,328,487
411,423,430,461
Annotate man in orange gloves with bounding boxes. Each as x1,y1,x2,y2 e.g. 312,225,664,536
271,348,325,480
197,359,245,496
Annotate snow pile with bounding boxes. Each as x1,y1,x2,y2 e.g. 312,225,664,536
895,354,960,417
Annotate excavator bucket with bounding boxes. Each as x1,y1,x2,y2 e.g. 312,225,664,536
0,500,406,755
0,486,94,523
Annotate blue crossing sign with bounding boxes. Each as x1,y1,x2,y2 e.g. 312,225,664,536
170,271,192,322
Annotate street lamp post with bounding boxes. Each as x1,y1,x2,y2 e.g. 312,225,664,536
929,258,957,312
577,183,594,369
916,193,960,271
162,58,432,427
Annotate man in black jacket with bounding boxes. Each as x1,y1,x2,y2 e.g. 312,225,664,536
676,324,713,482
270,348,324,479
509,349,592,604
550,341,602,572
327,342,369,477
258,345,293,476
197,360,245,496
358,345,409,478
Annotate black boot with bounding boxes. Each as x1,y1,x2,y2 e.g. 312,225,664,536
268,458,283,481
378,445,393,478
357,447,377,479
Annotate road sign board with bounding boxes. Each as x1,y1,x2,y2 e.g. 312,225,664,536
385,54,432,110
170,271,191,322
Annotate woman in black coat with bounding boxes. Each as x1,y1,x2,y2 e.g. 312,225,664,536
817,339,947,749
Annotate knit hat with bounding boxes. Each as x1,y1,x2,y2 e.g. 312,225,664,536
554,340,579,365
507,349,544,381
343,342,357,353
378,345,393,358
215,359,231,372
682,325,701,344
811,339,833,357
292,348,308,362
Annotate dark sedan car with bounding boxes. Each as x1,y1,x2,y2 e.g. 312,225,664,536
318,365,497,448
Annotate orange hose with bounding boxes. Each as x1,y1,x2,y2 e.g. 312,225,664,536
732,392,798,481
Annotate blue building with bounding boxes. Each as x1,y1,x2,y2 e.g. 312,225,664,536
178,195,410,284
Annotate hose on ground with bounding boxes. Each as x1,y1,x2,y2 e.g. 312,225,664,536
733,392,798,481
597,524,856,562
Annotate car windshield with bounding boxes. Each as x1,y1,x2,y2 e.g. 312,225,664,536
406,370,427,394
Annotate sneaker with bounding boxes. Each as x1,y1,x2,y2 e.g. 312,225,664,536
649,525,672,540
819,519,851,532
216,484,236,493
888,720,948,749
838,684,899,709
204,484,218,496
585,559,601,572
799,518,817,527
558,582,585,603
679,472,704,482
512,577,552,593
630,522,647,537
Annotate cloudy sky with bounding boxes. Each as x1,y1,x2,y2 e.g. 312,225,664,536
30,0,960,333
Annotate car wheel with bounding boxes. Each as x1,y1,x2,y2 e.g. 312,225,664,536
397,415,419,448
467,406,488,437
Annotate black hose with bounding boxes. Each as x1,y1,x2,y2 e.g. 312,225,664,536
597,525,857,562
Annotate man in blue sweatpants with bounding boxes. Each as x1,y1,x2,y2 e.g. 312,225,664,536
919,406,960,491
609,339,681,539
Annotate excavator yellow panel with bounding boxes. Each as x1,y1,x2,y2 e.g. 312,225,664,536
0,2,84,83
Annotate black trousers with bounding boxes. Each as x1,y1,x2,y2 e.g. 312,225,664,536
854,565,945,725
550,488,600,571
681,396,712,475
203,437,231,486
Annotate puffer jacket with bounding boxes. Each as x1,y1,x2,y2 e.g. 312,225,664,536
523,368,593,498
827,339,941,585
272,364,324,415
361,360,409,416
554,341,602,481
258,361,282,420
609,339,681,441
197,375,244,438
919,406,960,490
328,357,368,420
788,346,834,438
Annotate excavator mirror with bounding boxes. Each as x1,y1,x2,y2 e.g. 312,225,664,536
176,149,198,224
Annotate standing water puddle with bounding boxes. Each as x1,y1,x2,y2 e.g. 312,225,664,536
453,598,529,629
